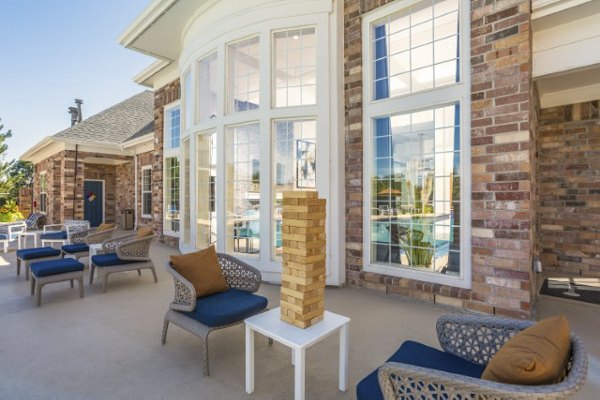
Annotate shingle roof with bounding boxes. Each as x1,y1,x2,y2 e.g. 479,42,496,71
53,91,154,145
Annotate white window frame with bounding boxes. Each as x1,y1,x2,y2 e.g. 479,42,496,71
141,166,153,218
362,0,472,288
39,172,47,213
176,2,344,285
164,100,182,237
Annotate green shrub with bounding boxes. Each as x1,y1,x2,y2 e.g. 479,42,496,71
0,200,24,223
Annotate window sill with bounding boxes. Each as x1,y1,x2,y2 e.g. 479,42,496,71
363,262,471,289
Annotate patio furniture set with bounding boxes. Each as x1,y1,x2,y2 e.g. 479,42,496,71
12,218,157,306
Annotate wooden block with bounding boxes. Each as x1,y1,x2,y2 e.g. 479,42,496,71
282,191,317,199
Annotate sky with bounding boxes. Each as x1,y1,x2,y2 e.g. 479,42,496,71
0,0,155,161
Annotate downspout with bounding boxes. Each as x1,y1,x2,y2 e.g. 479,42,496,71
134,154,138,228
73,144,79,219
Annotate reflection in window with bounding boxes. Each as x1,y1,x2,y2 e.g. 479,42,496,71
165,107,180,149
372,0,459,100
371,103,460,275
182,141,191,245
272,120,317,258
273,28,316,107
197,53,218,122
165,158,180,234
197,131,217,249
226,123,261,257
228,37,260,112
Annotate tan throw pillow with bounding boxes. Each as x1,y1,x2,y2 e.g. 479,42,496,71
136,227,154,238
170,246,229,298
482,315,571,385
98,223,115,231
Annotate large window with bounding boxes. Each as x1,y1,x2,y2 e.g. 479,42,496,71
273,28,317,107
196,130,217,249
165,105,181,149
272,120,317,258
141,167,152,217
182,140,191,245
39,173,47,213
183,71,193,129
364,0,469,287
164,158,180,235
228,37,260,113
226,123,261,257
197,53,217,121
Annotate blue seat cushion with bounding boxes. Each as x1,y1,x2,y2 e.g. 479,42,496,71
40,231,68,240
91,253,145,267
356,340,485,400
0,233,8,240
30,258,84,277
62,243,90,253
17,247,62,260
182,288,268,328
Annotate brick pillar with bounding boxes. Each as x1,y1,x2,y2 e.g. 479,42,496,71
280,191,326,328
469,0,534,318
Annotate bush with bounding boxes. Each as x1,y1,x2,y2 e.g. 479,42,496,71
0,200,24,223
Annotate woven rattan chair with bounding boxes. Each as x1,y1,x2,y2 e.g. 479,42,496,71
358,315,588,400
162,253,268,376
89,233,157,292
61,227,117,260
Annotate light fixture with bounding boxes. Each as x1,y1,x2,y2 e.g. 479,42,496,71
292,35,299,40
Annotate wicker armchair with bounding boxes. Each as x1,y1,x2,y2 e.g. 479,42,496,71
162,253,268,376
363,315,588,400
89,233,156,292
61,227,117,260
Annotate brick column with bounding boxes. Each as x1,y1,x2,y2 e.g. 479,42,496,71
469,0,534,318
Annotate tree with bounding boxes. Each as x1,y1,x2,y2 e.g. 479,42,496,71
7,159,34,203
0,118,13,200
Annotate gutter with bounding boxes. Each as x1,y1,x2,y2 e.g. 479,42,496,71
134,154,139,228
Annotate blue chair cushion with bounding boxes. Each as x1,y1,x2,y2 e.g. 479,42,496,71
30,258,84,277
182,288,268,327
0,233,8,240
62,243,90,254
356,340,485,400
40,231,68,240
91,253,145,267
16,247,61,260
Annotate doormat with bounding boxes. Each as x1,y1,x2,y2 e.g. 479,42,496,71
540,278,600,305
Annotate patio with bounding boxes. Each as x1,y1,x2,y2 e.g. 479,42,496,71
0,241,598,399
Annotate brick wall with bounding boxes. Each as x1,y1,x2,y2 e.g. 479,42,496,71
116,161,135,227
539,100,600,278
18,187,33,216
343,0,534,318
153,79,181,246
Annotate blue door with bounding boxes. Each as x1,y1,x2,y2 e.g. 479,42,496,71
84,180,104,227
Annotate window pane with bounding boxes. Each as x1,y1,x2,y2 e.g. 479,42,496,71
226,123,260,257
183,141,191,245
370,104,460,275
142,168,152,216
197,131,217,249
273,27,317,107
272,120,317,259
228,37,260,113
371,0,459,100
183,71,193,129
165,107,180,149
197,53,217,122
165,158,180,233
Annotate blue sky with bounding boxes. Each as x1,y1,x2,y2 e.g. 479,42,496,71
0,0,154,161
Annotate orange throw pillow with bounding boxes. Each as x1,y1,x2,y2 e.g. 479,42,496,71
136,227,154,238
98,223,115,231
170,246,229,298
482,315,571,385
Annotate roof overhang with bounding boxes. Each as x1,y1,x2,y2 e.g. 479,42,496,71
121,133,155,154
20,137,136,165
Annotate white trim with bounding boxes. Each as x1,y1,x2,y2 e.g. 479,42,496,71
83,179,106,225
141,166,153,218
39,171,48,214
540,81,600,108
163,156,181,237
163,100,182,238
134,59,172,87
532,0,593,19
361,0,471,289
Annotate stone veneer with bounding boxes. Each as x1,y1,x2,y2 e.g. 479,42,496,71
152,79,181,246
538,100,600,278
344,0,535,318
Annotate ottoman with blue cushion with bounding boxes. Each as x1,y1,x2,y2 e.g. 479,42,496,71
356,340,485,400
16,246,62,281
40,230,68,248
29,258,85,306
61,243,90,260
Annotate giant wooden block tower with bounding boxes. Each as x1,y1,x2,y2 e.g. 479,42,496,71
280,191,326,328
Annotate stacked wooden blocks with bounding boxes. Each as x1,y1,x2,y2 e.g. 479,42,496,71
280,191,326,329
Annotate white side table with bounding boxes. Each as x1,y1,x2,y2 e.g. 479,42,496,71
245,307,350,400
89,243,104,277
18,231,39,249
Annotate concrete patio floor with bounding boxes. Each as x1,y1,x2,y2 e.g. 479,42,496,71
0,241,597,399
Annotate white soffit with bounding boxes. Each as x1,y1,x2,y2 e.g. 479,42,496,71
537,65,600,108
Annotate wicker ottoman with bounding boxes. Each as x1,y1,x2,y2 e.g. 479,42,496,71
16,246,62,281
29,258,85,307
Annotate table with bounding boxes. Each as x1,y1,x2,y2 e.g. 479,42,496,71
18,231,40,249
245,307,350,400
